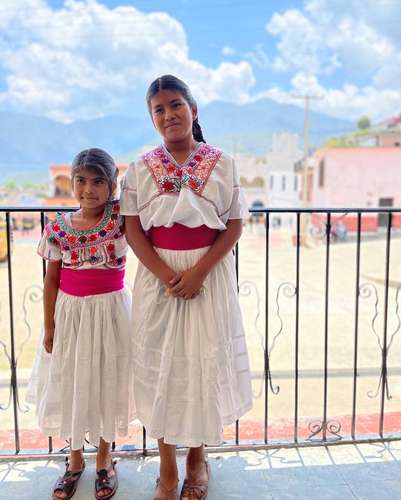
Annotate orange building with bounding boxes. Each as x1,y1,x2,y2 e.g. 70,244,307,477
43,163,129,208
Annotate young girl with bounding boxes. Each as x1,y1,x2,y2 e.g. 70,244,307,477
27,148,133,500
120,75,252,500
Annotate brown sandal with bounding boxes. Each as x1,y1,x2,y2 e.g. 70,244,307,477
94,460,118,500
180,461,210,500
52,458,85,500
154,477,179,500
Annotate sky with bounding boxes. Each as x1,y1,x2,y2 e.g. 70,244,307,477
0,0,400,123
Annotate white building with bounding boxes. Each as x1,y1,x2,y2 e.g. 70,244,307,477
265,132,303,229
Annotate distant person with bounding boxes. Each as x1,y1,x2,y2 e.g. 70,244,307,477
27,148,134,500
121,75,253,500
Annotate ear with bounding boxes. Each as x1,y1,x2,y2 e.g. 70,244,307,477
192,105,198,121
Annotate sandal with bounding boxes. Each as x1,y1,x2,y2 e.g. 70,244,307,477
52,457,85,500
154,477,179,500
94,460,118,500
180,461,210,500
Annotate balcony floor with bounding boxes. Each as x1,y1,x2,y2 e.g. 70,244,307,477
2,441,401,499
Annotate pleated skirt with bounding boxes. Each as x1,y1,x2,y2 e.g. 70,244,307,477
132,247,252,447
27,287,134,450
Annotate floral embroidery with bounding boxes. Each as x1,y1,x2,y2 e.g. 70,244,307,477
47,201,122,250
41,200,126,269
142,143,222,196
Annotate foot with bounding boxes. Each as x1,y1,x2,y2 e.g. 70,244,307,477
185,459,209,484
95,454,116,499
53,455,85,500
180,460,209,500
154,477,178,500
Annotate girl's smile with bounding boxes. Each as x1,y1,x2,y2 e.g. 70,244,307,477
150,89,197,144
72,169,111,209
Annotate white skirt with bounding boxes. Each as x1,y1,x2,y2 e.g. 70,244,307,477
27,287,134,450
132,247,252,447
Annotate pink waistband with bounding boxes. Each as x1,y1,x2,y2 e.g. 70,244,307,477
146,224,219,250
60,268,125,297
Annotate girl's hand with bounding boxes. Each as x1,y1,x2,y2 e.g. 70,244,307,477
167,267,207,300
43,329,54,353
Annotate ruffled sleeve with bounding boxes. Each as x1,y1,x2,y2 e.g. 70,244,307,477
37,223,62,261
228,158,249,220
120,161,139,216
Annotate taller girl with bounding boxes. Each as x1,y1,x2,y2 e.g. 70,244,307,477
121,75,252,500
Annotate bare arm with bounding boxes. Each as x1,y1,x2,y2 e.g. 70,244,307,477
169,219,243,298
43,260,61,353
124,215,177,286
194,218,242,277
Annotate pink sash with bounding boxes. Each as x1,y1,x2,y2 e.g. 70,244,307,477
60,268,125,297
146,224,219,250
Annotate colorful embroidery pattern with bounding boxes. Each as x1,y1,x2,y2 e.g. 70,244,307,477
142,144,222,196
43,201,126,269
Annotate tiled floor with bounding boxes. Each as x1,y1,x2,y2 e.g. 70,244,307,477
2,441,401,499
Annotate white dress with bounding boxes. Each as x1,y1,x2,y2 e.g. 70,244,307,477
27,200,135,450
120,143,252,447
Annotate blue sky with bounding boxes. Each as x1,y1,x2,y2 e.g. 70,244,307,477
0,0,400,122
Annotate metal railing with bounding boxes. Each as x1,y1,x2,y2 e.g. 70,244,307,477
1,206,401,457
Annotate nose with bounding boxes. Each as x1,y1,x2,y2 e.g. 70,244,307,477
165,107,176,121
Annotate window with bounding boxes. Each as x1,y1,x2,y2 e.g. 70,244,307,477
318,159,325,188
282,175,286,192
270,175,274,190
294,175,298,191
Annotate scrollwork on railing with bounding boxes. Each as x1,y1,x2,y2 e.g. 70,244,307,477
267,282,297,395
0,284,43,413
307,419,342,441
239,280,264,399
0,301,13,411
360,283,401,401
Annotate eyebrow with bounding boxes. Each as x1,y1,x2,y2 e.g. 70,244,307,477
75,175,106,181
152,98,183,110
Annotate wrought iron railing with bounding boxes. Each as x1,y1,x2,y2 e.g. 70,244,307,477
1,206,400,457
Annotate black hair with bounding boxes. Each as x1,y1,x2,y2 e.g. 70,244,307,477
146,74,206,143
71,148,118,198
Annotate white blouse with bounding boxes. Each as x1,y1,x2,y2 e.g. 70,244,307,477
37,200,127,269
120,143,248,230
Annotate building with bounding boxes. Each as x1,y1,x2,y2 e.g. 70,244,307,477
311,147,401,231
353,114,401,147
43,163,129,208
265,132,303,229
234,154,268,213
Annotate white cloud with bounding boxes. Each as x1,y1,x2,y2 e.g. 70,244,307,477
262,1,401,120
244,44,269,69
0,0,255,121
255,72,401,121
222,46,236,56
266,6,395,78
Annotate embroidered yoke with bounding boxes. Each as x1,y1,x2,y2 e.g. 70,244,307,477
38,200,127,269
120,143,248,231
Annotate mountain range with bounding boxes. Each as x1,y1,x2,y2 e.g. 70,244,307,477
0,98,354,183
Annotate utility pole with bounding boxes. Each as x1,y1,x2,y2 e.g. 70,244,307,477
293,94,323,245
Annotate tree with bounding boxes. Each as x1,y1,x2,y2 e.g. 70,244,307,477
357,115,371,130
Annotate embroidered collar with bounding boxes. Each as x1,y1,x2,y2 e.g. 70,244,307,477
47,201,122,249
143,143,222,195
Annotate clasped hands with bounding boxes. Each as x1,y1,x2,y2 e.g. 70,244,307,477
165,265,207,300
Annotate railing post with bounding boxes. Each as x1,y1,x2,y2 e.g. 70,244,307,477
5,212,20,453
